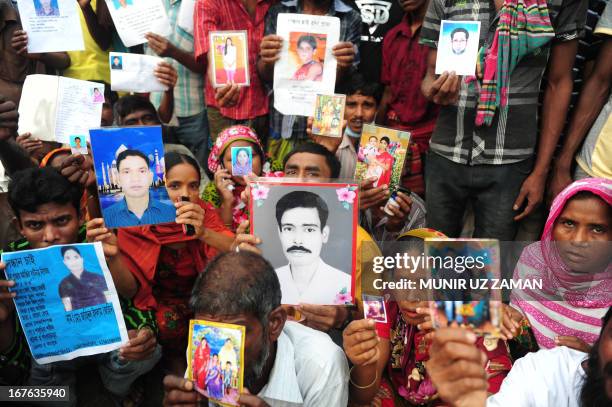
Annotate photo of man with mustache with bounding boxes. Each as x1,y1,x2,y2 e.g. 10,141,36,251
274,190,351,305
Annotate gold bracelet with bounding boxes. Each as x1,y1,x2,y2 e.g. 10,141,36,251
349,365,378,389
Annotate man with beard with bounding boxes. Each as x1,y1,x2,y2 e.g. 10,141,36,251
162,251,349,406
425,307,612,407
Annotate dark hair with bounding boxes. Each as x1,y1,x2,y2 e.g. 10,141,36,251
190,252,281,326
8,167,83,219
297,35,317,50
337,72,383,105
165,152,201,181
234,148,251,161
580,307,612,407
380,136,390,144
451,27,469,40
116,149,150,171
369,136,378,141
60,245,81,258
74,137,81,142
115,95,158,122
224,37,233,55
275,190,329,230
283,143,341,179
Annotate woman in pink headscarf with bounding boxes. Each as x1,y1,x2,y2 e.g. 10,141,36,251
203,125,283,231
503,178,612,353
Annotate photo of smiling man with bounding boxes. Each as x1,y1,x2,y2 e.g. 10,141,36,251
89,126,176,228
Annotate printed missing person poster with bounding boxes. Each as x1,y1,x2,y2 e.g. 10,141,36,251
17,75,104,143
2,242,128,364
16,0,85,53
105,0,171,47
273,13,340,117
109,52,168,93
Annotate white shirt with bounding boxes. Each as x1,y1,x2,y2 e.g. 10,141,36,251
487,346,587,407
258,321,349,407
275,259,351,305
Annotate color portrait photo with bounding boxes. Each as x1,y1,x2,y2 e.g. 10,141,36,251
34,0,60,17
187,320,245,407
356,124,411,192
288,32,327,82
250,181,358,305
209,31,249,87
89,126,175,228
435,20,481,76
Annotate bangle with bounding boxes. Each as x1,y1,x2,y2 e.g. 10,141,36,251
349,365,378,389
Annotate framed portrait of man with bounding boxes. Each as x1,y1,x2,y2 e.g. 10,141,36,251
250,180,359,305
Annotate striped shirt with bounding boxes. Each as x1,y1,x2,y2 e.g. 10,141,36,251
145,0,205,118
194,0,275,120
419,0,587,165
0,226,158,385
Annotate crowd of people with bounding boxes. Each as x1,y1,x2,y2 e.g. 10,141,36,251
0,0,611,406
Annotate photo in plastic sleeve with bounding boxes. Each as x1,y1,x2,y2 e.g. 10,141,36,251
69,135,88,155
209,31,250,88
435,20,481,76
1,242,128,364
89,126,175,229
312,94,345,138
355,124,411,192
362,294,387,323
186,320,246,407
249,180,359,305
288,32,327,82
425,238,503,337
231,146,252,177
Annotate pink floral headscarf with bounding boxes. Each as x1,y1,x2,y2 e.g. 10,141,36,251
511,178,612,348
207,125,264,173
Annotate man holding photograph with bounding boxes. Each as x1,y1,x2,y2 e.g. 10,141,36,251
274,190,350,305
104,149,176,227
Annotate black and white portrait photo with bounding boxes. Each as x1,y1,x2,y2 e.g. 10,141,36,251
250,182,359,305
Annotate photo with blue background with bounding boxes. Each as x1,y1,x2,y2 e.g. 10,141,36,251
2,244,122,361
89,126,171,211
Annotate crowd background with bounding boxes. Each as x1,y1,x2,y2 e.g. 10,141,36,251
0,0,611,406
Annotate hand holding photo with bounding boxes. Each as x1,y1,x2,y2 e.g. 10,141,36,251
89,126,176,229
186,320,245,407
362,295,387,323
250,181,358,305
109,52,168,93
105,0,171,47
209,31,250,88
312,94,345,138
273,14,340,117
231,146,252,177
69,135,88,155
435,20,481,76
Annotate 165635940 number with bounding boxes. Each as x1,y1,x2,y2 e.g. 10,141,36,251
0,386,69,402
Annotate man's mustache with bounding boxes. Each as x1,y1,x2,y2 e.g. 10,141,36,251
287,246,312,253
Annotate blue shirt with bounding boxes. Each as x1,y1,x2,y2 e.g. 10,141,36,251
103,193,176,228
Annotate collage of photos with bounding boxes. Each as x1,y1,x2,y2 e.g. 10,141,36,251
88,126,175,229
355,124,411,192
250,181,358,305
209,31,250,87
187,320,245,407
